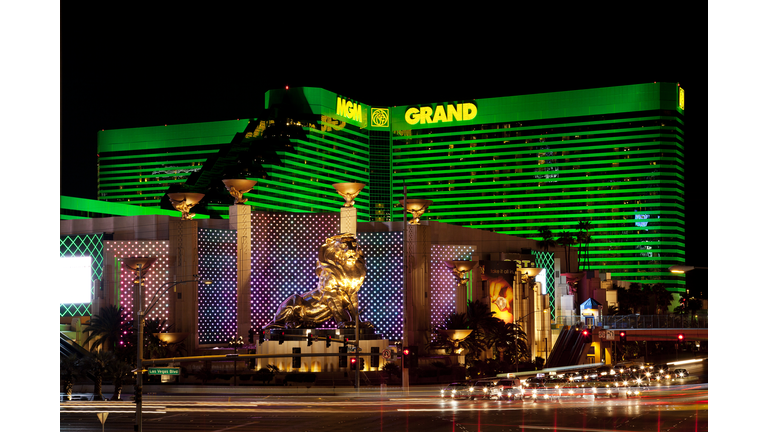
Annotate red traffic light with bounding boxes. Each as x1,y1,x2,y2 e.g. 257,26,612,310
350,357,356,363
677,334,685,341
619,332,626,337
582,330,589,336
403,348,410,356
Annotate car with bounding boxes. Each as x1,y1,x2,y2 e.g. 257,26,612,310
673,368,689,378
469,379,502,400
496,378,522,400
441,382,471,400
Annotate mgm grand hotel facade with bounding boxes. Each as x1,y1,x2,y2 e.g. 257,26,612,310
61,82,685,371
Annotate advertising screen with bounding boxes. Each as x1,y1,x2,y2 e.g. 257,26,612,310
60,256,92,304
480,261,517,323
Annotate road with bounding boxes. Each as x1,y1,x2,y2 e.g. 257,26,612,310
60,384,707,431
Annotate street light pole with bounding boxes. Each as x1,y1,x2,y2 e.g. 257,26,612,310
126,268,210,432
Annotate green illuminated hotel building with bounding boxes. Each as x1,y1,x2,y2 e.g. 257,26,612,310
81,82,686,291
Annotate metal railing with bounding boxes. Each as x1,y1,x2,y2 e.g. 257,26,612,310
556,314,708,329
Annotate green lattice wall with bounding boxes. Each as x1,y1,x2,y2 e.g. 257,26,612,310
60,233,104,317
533,250,556,321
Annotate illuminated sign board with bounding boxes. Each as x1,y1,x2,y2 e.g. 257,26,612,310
337,97,362,123
371,108,389,128
679,87,684,110
405,102,477,125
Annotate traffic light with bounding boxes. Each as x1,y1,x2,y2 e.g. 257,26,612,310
248,328,254,343
344,337,349,350
326,335,332,348
677,333,685,342
402,347,410,368
582,329,592,342
279,331,285,345
350,357,357,370
619,331,627,342
307,333,313,346
134,387,142,404
409,346,419,369
259,330,265,345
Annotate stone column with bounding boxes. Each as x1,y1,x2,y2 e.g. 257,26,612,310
230,205,252,341
340,207,357,235
405,223,432,348
170,219,199,347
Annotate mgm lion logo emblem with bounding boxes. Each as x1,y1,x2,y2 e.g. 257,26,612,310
371,108,389,127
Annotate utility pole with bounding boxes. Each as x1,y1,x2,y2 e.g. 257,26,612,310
401,181,409,394
135,264,144,432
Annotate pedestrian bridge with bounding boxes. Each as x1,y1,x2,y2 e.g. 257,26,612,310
555,314,708,342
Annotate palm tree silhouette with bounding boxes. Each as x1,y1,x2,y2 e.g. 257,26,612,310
576,220,593,271
83,305,133,352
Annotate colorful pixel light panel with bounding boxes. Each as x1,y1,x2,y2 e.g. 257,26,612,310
60,233,104,317
250,212,340,329
104,240,170,327
198,228,237,344
357,232,404,341
430,244,475,331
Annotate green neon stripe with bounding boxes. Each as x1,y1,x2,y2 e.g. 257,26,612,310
393,163,683,180
98,158,209,168
280,155,369,178
394,133,682,153
423,194,684,210
98,179,187,187
98,150,217,161
98,165,204,175
303,131,370,154
432,209,684,223
404,179,684,194
398,170,684,187
293,138,369,163
98,172,206,181
259,174,370,203
253,184,368,209
395,146,682,167
284,147,369,170
391,115,683,141
395,136,682,158
310,123,370,141
264,164,367,186
60,196,210,218
394,154,682,172
394,188,683,203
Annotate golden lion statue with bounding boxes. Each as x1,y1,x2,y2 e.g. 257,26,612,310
263,233,373,329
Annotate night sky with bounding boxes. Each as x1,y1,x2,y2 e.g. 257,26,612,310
59,18,708,288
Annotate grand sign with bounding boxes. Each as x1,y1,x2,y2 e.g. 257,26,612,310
405,102,477,125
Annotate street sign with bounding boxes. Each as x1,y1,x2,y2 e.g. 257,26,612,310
606,330,615,340
148,367,180,375
382,349,392,360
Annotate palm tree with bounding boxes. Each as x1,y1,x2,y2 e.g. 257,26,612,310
144,318,172,359
556,232,576,273
485,320,528,364
617,283,648,314
576,220,593,270
105,352,133,401
465,300,500,333
82,305,132,352
537,227,556,252
60,353,81,401
650,283,674,314
78,351,111,400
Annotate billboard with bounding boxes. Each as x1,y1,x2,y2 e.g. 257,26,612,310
480,261,517,323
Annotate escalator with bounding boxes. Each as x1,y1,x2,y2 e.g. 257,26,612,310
545,326,576,368
545,325,590,368
60,332,91,361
